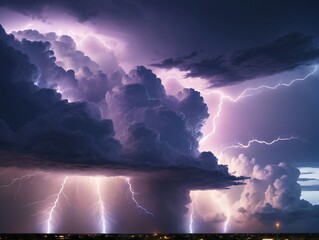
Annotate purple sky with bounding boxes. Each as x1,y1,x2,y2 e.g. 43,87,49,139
0,0,319,233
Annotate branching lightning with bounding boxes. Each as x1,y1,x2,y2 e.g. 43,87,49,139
25,176,114,233
220,136,300,153
0,172,45,200
189,202,194,233
200,66,318,144
47,177,68,233
95,178,107,233
125,177,153,216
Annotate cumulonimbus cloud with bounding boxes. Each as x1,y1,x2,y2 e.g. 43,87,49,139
220,154,319,229
0,25,246,191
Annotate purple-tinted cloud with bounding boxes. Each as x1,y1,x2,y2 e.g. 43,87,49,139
0,25,244,194
151,33,319,87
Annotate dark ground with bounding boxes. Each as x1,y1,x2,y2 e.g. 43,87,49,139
0,234,318,240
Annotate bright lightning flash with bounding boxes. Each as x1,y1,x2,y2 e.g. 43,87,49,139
95,178,107,233
27,176,114,233
188,192,197,233
200,66,318,144
125,177,153,216
189,205,194,233
0,171,45,200
220,136,300,153
190,190,231,233
47,177,68,233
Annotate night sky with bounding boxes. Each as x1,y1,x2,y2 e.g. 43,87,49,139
0,0,319,234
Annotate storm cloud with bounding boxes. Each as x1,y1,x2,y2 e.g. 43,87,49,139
220,154,319,231
1,0,318,233
151,33,319,87
0,25,244,191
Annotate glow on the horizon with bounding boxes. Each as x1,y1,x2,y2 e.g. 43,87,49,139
190,190,231,233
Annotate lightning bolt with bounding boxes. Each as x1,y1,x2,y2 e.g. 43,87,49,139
199,92,225,144
190,190,231,233
208,191,231,233
0,172,45,200
220,136,300,153
200,66,318,144
189,200,195,233
27,176,114,233
95,178,107,233
125,177,153,216
222,203,230,233
47,177,68,233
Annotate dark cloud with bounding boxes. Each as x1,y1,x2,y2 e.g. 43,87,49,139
0,18,266,233
107,87,196,156
13,29,120,75
14,30,96,71
0,0,141,23
0,0,319,232
123,66,166,99
298,178,317,182
2,0,319,70
177,88,209,139
301,185,319,191
107,66,210,158
0,25,245,196
150,51,197,69
0,31,121,164
107,83,200,155
1,27,122,109
151,33,319,87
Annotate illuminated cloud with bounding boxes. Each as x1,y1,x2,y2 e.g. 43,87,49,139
220,154,319,231
0,25,244,192
1,0,319,233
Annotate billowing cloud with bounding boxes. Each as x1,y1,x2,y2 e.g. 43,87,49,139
220,154,319,230
106,66,209,157
8,28,122,107
0,25,247,233
0,0,319,233
0,25,244,194
151,33,319,87
13,30,99,72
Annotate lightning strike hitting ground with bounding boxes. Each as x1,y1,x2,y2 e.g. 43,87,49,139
0,172,45,200
207,191,231,233
125,177,154,216
190,191,231,233
200,66,318,144
188,192,198,233
47,177,68,233
95,178,107,233
189,203,194,233
220,136,300,153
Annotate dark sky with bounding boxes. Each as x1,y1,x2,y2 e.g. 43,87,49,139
0,0,319,234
